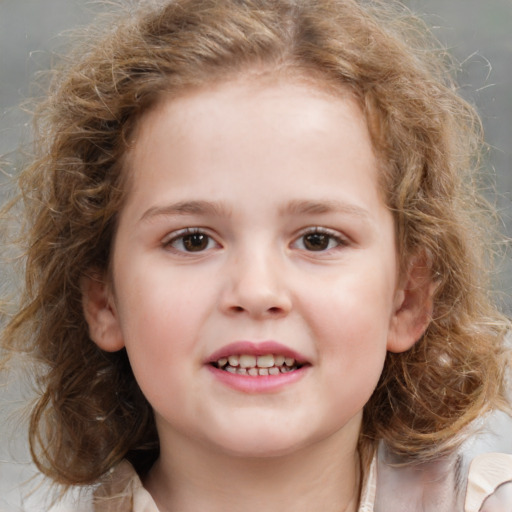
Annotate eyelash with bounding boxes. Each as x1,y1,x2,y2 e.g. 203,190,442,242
162,226,349,254
162,228,219,253
292,227,349,252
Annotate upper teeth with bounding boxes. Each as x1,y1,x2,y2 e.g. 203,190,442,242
217,354,296,369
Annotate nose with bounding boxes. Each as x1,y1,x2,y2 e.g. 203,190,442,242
219,248,292,319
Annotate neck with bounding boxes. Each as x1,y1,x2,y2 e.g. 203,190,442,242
144,430,362,512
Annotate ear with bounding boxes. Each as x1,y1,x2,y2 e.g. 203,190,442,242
387,252,436,353
81,270,125,352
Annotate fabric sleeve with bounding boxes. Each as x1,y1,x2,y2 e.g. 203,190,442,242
465,453,512,512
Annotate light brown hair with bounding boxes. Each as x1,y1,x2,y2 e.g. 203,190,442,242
2,0,510,486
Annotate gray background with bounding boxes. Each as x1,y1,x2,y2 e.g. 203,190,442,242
1,1,511,510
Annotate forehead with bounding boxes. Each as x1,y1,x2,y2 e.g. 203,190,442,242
127,72,373,173
128,66,362,146
119,76,389,232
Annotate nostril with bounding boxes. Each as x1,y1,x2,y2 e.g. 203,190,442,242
228,305,285,316
223,290,291,317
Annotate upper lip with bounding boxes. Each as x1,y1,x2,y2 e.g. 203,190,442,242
206,341,309,365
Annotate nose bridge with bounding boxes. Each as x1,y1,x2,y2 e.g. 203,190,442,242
222,236,291,317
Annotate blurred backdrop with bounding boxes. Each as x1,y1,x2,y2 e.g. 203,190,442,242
1,0,511,510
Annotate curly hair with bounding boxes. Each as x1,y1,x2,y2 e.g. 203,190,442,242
1,0,510,486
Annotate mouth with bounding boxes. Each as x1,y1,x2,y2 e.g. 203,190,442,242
206,341,309,378
206,342,309,392
211,354,303,376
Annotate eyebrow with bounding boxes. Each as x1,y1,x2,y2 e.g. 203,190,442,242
139,198,371,223
281,199,371,220
140,200,231,222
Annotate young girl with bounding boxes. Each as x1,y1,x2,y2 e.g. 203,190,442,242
2,0,511,510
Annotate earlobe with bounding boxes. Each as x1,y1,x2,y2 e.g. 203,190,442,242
81,270,125,352
387,253,436,354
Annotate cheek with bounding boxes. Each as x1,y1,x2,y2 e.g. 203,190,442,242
303,271,395,340
114,276,209,394
301,273,393,386
116,266,212,341
317,303,388,386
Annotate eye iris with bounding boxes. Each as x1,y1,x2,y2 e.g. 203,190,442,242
183,233,208,251
304,233,330,251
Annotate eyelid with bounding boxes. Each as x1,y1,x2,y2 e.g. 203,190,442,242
161,227,221,253
292,226,350,251
161,227,201,244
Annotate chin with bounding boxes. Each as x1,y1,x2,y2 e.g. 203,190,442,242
216,439,306,459
204,423,323,460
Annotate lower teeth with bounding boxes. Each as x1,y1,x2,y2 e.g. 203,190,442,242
221,364,298,374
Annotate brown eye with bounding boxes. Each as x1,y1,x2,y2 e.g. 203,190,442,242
303,233,331,251
165,230,218,253
293,228,347,252
182,233,209,252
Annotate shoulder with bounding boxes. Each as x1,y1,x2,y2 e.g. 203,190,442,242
48,461,158,512
46,487,95,512
93,460,159,512
465,452,512,512
374,410,512,512
374,447,466,511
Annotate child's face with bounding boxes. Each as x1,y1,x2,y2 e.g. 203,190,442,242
87,76,418,459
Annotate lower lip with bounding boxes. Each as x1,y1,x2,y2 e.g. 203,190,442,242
206,365,308,393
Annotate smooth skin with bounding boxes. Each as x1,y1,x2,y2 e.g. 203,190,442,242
83,73,433,512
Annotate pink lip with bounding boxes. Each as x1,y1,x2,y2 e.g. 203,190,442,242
206,341,308,364
207,364,309,393
205,341,310,394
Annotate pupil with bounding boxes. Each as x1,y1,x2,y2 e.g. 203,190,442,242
304,233,329,251
183,234,208,251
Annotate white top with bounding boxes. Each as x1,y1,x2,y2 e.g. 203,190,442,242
465,453,512,512
75,451,511,512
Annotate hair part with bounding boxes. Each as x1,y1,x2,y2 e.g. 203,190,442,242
2,0,510,486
